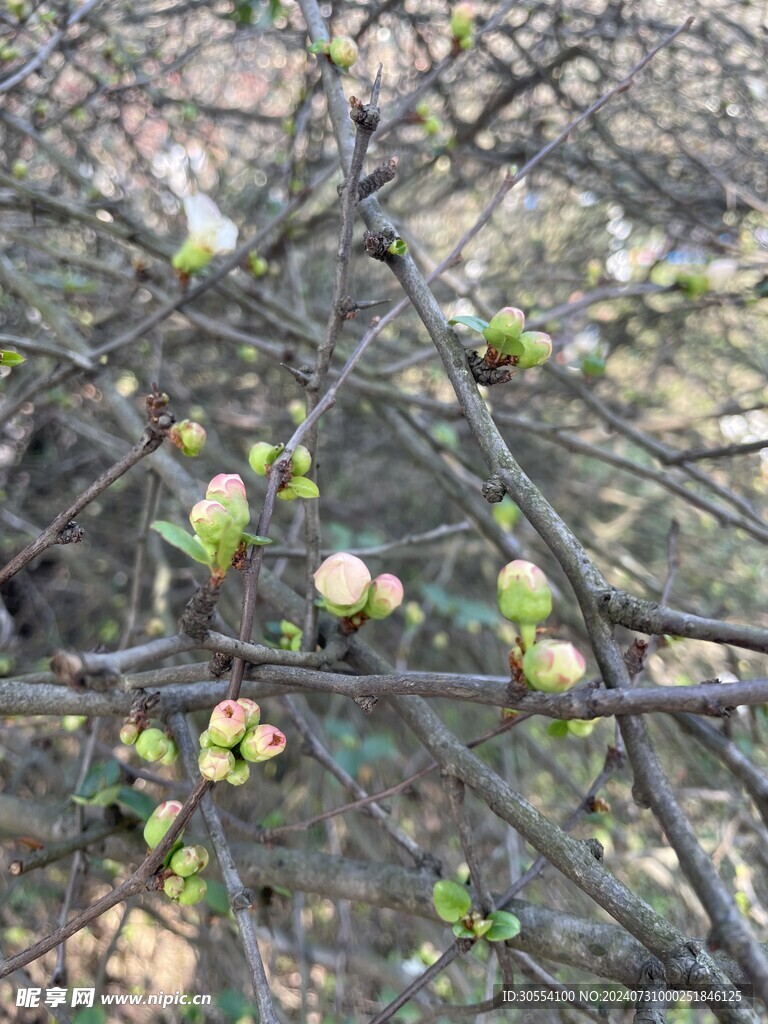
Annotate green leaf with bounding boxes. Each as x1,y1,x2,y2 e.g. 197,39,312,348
73,759,121,801
151,521,214,566
449,315,489,334
433,880,471,922
387,238,407,256
0,349,25,366
277,476,320,501
547,720,569,737
452,922,476,939
485,910,521,942
205,878,232,915
241,532,273,547
115,786,157,821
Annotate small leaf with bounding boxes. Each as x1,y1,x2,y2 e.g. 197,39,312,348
473,917,493,939
387,238,407,256
115,786,157,821
449,315,489,334
452,922,476,939
277,477,320,501
433,880,472,922
151,521,214,566
215,514,243,572
547,720,569,738
74,759,121,801
205,878,232,915
241,532,273,547
0,350,25,366
485,910,521,942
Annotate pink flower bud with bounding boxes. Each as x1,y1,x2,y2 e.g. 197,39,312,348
364,574,404,619
236,698,261,728
522,640,586,693
515,331,552,369
206,474,249,527
207,699,247,748
143,800,183,849
170,419,207,457
198,746,236,781
240,724,287,763
482,307,525,350
135,727,172,764
189,500,231,546
314,553,371,612
497,560,552,625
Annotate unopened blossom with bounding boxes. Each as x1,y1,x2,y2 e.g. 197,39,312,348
240,724,287,763
364,574,404,619
172,194,238,274
314,552,371,612
522,640,586,693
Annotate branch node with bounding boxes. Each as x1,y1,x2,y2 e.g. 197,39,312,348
481,475,505,503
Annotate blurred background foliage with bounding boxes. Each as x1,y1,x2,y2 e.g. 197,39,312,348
1,0,767,1020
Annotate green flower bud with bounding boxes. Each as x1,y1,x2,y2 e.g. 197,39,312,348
189,499,231,547
450,3,474,41
497,560,552,626
207,699,247,748
172,238,214,274
135,727,171,763
164,874,186,900
522,640,586,693
169,844,209,877
290,445,312,477
329,35,357,69
143,800,183,849
199,728,213,748
198,745,235,781
160,739,179,766
363,574,404,619
170,419,207,457
177,874,207,906
567,719,596,737
120,722,140,746
225,759,251,786
514,331,552,369
482,307,525,350
248,442,283,476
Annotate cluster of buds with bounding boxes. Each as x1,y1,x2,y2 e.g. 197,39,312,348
168,419,207,458
277,619,302,651
143,801,209,907
172,194,238,278
497,559,586,694
249,442,320,502
313,552,404,629
198,699,286,784
482,307,552,368
121,721,178,766
189,474,250,561
450,3,475,50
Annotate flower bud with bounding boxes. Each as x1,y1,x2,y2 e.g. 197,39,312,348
135,727,171,763
290,445,312,477
206,474,249,527
120,722,139,746
497,560,552,625
160,739,179,766
314,553,371,613
225,759,250,786
189,499,231,547
450,3,474,41
236,698,261,729
172,238,214,274
170,844,209,878
170,419,207,457
143,800,183,849
177,874,207,906
364,574,404,619
164,874,186,900
522,640,586,693
329,35,357,69
248,442,283,476
482,307,525,350
568,719,595,737
207,699,247,748
515,331,552,369
240,724,287,763
198,746,236,781
199,728,212,748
